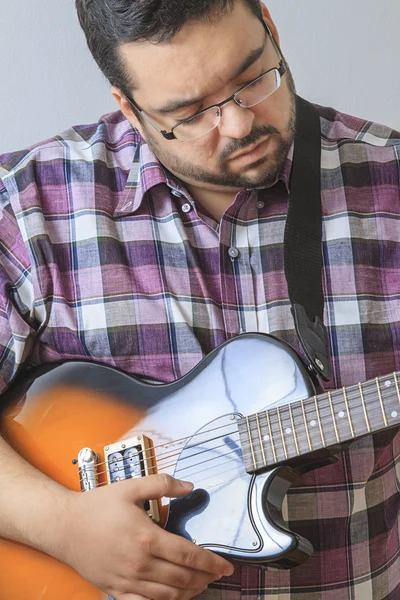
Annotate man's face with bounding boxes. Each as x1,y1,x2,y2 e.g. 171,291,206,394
116,1,296,193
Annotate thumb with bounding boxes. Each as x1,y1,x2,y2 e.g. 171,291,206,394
128,473,194,503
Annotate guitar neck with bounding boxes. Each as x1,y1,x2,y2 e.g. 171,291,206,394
238,372,400,474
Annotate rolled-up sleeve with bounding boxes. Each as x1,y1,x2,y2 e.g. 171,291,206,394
0,176,37,395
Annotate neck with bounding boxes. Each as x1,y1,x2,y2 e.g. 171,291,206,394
238,371,400,475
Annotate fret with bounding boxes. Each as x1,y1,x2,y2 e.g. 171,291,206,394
237,418,253,473
277,404,298,459
314,395,326,447
375,377,388,426
374,374,400,429
239,370,400,477
255,413,267,465
302,396,328,450
342,387,355,438
258,410,277,466
292,400,314,454
394,373,400,405
288,404,300,455
245,416,257,470
326,388,353,441
286,401,310,455
358,382,371,433
328,390,340,442
247,413,265,469
265,410,277,463
276,407,288,459
267,409,287,462
344,376,400,436
314,391,349,446
300,399,313,451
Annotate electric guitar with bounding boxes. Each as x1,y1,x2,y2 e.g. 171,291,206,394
1,332,399,600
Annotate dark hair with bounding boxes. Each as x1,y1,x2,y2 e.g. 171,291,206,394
75,0,263,99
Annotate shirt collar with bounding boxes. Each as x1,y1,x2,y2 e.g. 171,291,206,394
114,140,168,217
114,137,294,217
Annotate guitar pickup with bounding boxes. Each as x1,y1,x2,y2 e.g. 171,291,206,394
104,435,160,523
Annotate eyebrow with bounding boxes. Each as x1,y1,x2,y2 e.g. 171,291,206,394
154,38,267,115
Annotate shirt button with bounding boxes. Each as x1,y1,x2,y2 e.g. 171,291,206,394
228,246,240,259
182,203,192,213
171,189,183,197
121,201,133,211
256,200,265,209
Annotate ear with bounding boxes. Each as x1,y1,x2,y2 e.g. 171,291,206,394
260,3,281,47
110,86,147,139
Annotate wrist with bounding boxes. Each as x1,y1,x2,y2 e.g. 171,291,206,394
31,483,76,563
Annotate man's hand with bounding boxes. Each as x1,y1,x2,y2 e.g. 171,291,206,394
59,474,234,600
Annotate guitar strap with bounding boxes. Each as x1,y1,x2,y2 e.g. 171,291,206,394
283,95,332,382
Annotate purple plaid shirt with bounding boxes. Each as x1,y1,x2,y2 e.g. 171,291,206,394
1,100,400,599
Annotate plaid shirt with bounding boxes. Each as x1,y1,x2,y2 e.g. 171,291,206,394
0,99,399,599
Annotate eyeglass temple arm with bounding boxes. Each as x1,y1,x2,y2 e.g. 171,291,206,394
264,20,286,69
126,95,177,140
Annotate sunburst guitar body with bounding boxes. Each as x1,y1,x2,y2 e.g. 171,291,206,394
1,333,399,600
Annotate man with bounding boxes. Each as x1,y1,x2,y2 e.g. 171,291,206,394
0,1,399,599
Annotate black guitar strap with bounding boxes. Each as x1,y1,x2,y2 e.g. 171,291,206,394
284,95,332,382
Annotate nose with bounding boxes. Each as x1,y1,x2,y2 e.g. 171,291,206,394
217,100,255,140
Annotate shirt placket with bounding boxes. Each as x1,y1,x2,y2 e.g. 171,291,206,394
219,191,258,337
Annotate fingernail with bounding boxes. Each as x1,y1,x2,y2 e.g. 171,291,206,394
180,480,194,490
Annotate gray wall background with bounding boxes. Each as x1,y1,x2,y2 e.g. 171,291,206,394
1,1,399,154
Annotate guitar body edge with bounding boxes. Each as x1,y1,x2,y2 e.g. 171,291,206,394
0,333,316,599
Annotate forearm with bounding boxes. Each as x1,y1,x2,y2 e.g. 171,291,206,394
0,434,71,559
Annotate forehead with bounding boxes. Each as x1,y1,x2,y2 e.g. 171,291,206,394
119,1,263,110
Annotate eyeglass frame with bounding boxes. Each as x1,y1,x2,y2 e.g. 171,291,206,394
124,20,286,142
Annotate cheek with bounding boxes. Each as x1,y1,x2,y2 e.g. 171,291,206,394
269,86,293,125
255,100,281,126
255,84,292,129
189,131,221,164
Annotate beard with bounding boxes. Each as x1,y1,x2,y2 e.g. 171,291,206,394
142,61,297,190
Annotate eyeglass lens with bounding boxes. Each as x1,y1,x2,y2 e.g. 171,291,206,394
173,68,281,142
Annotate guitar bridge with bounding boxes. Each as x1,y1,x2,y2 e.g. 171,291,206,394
104,435,160,523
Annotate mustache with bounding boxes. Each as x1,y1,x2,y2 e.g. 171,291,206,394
219,125,280,163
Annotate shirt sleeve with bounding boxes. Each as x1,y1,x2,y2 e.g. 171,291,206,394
0,176,38,395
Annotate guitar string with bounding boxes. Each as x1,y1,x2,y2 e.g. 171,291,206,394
92,381,398,474
90,458,249,494
79,399,398,489
86,421,238,471
80,394,392,483
80,425,397,493
78,386,399,484
77,381,400,475
81,406,394,489
81,419,387,495
82,436,243,484
80,391,399,487
81,407,393,493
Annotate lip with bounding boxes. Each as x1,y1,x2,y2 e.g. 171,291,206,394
229,136,271,163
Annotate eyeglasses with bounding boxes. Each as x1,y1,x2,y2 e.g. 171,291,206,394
125,21,286,143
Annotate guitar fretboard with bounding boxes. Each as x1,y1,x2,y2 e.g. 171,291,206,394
238,372,400,473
